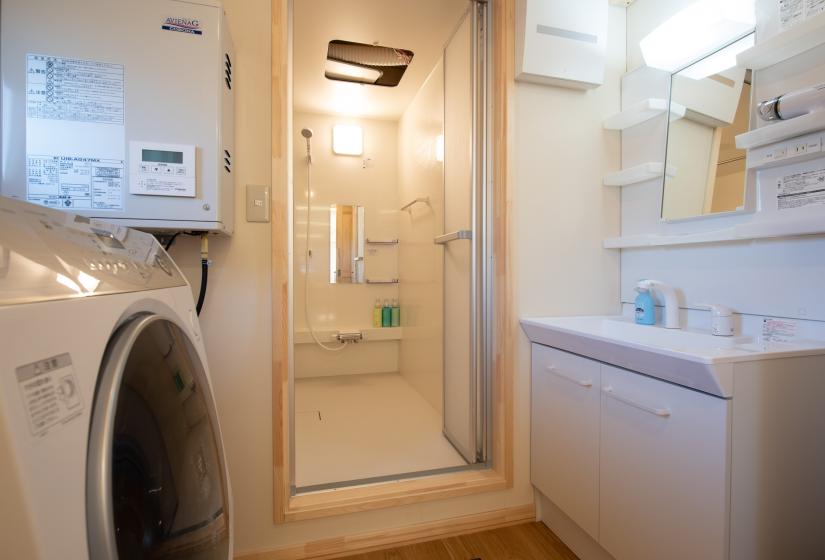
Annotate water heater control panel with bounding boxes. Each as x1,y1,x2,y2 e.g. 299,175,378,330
129,142,197,198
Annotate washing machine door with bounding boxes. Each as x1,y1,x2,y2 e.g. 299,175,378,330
87,313,230,560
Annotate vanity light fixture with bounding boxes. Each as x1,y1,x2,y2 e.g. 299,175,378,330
332,124,364,156
640,0,755,73
680,34,755,80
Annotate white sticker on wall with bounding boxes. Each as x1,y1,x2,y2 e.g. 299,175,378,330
25,54,126,210
762,318,798,344
780,0,805,28
777,168,825,210
15,353,84,438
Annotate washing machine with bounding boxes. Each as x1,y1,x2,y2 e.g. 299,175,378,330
0,196,232,559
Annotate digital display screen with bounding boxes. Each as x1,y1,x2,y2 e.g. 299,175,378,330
142,149,183,164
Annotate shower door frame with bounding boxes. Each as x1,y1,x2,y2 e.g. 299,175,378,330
271,0,515,523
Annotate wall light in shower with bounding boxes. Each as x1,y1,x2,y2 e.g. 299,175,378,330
435,134,444,163
332,124,364,156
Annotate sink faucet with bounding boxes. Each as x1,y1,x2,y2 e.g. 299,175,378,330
638,280,680,329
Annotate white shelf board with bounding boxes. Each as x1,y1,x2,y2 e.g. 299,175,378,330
737,12,825,70
604,217,825,249
603,162,675,187
294,327,403,344
736,111,825,150
603,98,686,131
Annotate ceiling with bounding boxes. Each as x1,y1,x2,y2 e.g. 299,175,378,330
293,0,470,121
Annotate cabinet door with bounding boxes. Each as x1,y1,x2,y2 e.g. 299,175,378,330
599,365,730,560
531,344,601,540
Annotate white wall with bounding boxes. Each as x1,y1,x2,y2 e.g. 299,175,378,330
292,112,401,377
173,1,626,555
622,0,825,322
397,60,445,413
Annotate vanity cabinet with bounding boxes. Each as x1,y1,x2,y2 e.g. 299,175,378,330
531,344,730,560
599,365,729,560
531,344,601,540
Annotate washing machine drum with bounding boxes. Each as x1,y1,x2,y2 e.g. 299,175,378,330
87,313,230,559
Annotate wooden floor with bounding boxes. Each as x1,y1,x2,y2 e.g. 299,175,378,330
336,522,579,560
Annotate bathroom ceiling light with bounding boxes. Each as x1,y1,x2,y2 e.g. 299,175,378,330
325,40,414,87
640,0,755,73
680,34,755,80
324,60,383,85
332,125,364,156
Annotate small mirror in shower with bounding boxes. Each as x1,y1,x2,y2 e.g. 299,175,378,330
329,204,365,284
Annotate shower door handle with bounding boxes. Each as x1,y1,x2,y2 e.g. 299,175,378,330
434,230,473,245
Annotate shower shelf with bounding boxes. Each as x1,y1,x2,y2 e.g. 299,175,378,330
366,239,399,245
294,327,403,344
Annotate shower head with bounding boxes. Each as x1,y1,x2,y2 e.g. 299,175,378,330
300,128,313,160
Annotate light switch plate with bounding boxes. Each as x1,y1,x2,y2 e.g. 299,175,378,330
246,184,270,223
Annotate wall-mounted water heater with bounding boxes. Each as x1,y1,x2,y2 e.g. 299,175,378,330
0,0,235,234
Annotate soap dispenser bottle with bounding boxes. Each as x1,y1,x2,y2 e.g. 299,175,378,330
373,299,383,328
391,298,400,328
635,283,656,325
382,299,392,328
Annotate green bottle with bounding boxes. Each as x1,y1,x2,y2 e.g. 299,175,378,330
381,299,392,327
391,298,400,328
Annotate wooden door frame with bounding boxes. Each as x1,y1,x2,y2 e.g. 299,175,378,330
271,0,514,523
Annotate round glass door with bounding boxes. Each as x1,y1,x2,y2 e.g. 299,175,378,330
87,314,230,559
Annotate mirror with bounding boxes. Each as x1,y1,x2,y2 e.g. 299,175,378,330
662,35,754,221
329,204,365,284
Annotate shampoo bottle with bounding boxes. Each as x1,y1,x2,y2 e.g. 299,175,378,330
382,299,392,328
391,298,400,328
635,284,656,325
373,299,383,328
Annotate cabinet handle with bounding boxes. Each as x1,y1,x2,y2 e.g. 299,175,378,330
603,386,671,418
546,365,593,388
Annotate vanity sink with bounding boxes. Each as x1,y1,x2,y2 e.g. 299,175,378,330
521,315,825,397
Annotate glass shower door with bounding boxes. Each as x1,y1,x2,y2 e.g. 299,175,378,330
440,1,487,465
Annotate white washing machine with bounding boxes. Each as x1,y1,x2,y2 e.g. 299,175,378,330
0,196,232,559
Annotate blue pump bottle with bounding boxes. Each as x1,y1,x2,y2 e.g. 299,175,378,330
635,284,656,325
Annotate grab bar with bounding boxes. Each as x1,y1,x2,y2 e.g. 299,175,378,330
434,230,472,245
400,197,430,212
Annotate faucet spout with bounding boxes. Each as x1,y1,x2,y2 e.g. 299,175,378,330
638,280,680,329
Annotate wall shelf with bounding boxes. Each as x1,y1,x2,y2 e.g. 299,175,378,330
603,98,686,131
604,216,825,249
295,327,403,345
737,12,825,70
603,162,676,187
735,111,825,150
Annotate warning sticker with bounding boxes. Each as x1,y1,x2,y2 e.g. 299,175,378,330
25,54,126,211
781,0,825,28
27,155,124,210
780,0,805,29
777,168,825,210
762,318,798,344
16,354,83,438
26,55,124,125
